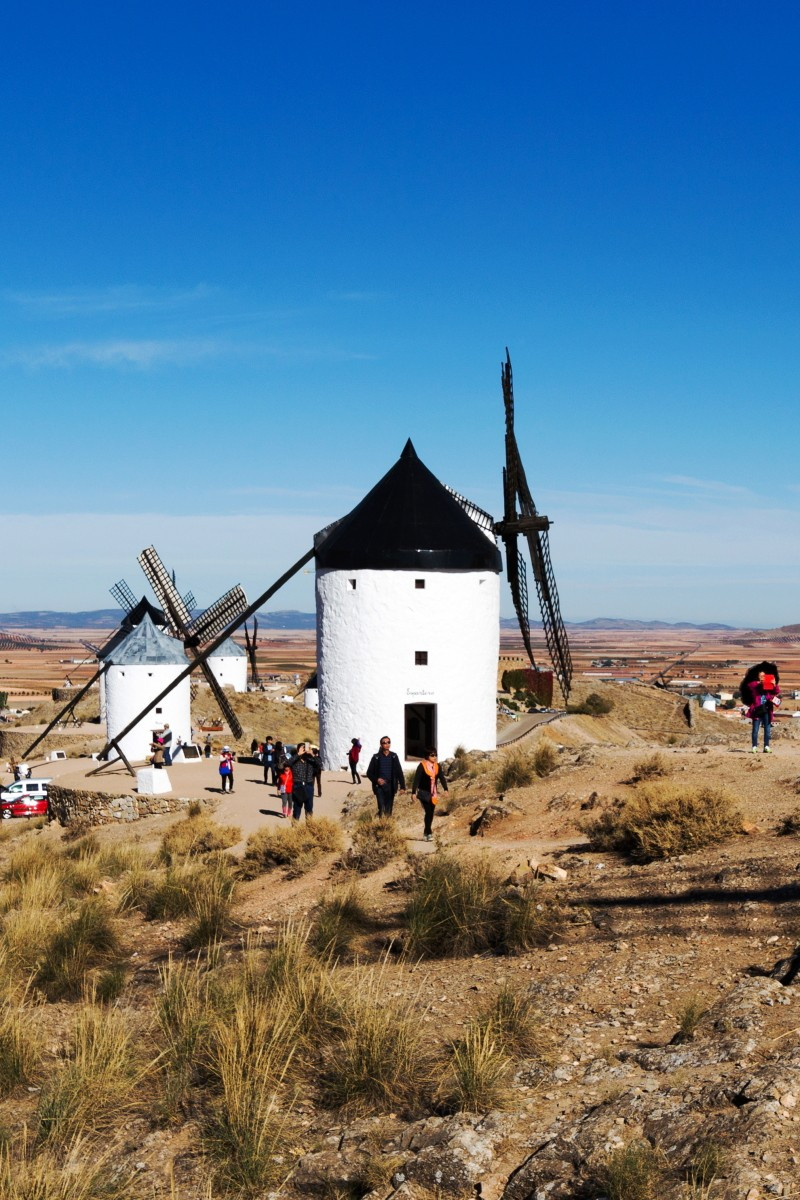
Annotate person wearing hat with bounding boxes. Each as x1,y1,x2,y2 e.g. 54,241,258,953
219,746,235,792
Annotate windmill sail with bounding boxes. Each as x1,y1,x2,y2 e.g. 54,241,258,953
495,351,573,700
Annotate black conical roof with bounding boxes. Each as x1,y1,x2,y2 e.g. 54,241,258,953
315,440,501,572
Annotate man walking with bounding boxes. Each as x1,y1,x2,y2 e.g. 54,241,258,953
262,737,278,786
366,735,405,817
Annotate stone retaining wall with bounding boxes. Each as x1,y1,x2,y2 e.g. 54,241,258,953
47,784,217,826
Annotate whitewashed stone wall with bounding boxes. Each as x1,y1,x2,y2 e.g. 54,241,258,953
207,653,248,693
105,664,191,763
316,567,499,769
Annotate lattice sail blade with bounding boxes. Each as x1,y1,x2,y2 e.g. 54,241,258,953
138,546,191,634
523,528,573,700
110,579,137,613
506,540,536,669
199,660,244,738
189,585,248,644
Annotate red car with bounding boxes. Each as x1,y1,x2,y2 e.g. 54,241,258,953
0,779,51,819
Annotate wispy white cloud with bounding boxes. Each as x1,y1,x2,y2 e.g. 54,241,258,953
4,284,216,316
3,337,375,370
655,474,750,496
3,338,226,369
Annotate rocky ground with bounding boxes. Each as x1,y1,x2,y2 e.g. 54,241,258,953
3,680,800,1198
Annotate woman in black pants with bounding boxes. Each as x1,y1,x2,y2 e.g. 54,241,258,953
411,747,448,842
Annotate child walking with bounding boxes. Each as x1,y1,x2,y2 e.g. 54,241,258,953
278,762,293,819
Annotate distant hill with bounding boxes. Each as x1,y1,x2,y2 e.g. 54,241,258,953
0,609,318,631
1,610,743,633
500,617,737,632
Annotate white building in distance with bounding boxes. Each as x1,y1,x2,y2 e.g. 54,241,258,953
207,636,248,693
104,613,191,763
314,440,501,768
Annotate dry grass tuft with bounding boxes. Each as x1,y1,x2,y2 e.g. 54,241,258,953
583,782,742,862
159,812,241,865
496,749,535,790
242,817,344,877
36,1006,144,1149
475,984,549,1060
0,1000,39,1095
201,990,297,1194
630,752,670,781
439,1021,511,1112
405,855,563,958
0,1136,135,1199
671,994,709,1044
317,963,432,1116
310,880,372,960
35,897,123,1002
592,1139,663,1200
348,814,406,873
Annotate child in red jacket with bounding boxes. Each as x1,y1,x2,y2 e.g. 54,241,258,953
278,764,293,818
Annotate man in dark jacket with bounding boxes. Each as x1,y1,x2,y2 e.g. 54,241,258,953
288,742,320,820
366,735,406,817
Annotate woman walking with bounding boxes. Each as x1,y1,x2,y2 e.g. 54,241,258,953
348,737,362,785
410,747,448,842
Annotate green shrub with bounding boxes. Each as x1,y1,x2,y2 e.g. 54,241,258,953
583,783,742,862
568,691,614,716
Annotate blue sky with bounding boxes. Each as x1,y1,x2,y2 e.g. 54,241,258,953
2,2,799,626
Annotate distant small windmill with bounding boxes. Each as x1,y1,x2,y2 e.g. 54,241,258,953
243,618,261,689
134,546,249,739
494,351,573,700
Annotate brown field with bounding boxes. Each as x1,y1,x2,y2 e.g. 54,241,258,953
4,623,800,712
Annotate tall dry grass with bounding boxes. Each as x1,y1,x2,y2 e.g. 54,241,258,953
584,783,742,861
242,817,343,877
36,1005,146,1149
317,962,432,1116
405,855,564,958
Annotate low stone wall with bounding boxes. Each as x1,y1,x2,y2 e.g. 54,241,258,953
47,784,217,826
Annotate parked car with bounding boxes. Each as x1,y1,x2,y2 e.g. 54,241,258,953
0,778,52,819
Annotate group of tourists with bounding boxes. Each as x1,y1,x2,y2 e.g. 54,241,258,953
249,738,322,820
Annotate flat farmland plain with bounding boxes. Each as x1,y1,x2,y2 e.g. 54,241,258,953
3,621,800,709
